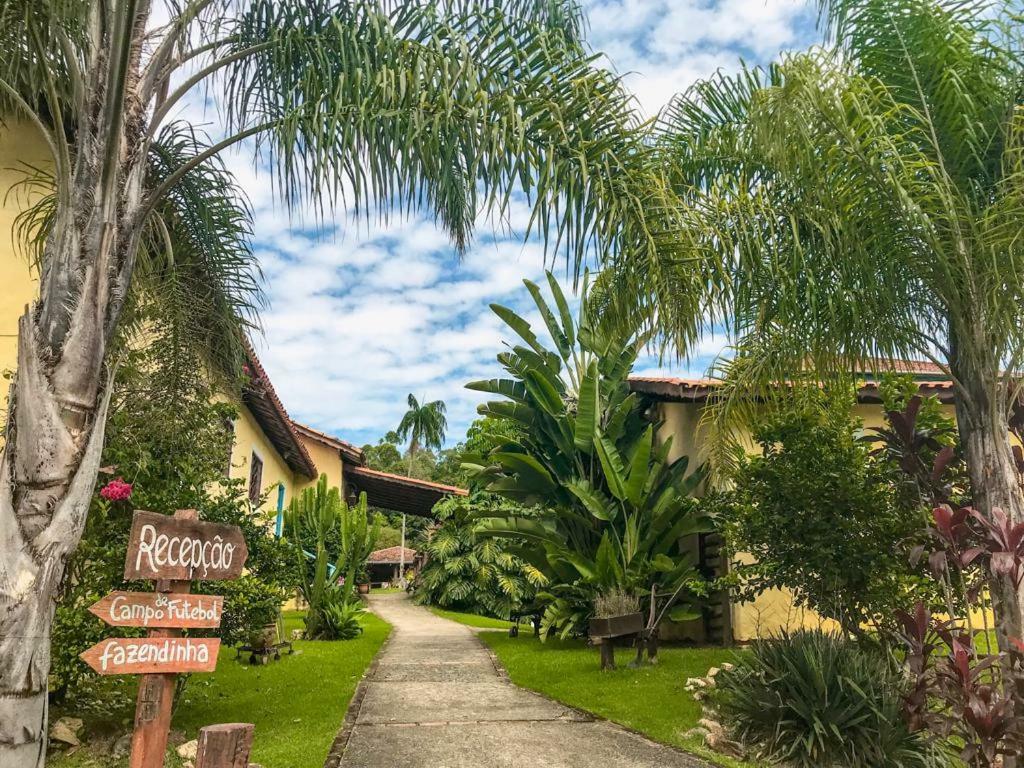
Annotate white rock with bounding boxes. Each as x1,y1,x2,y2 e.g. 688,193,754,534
177,739,198,760
49,718,82,746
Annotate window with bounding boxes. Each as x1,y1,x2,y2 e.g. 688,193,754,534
248,451,264,505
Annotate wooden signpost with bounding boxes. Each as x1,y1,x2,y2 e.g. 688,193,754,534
80,509,250,768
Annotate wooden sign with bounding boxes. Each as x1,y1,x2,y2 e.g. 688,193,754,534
124,510,248,581
89,591,223,629
80,637,220,675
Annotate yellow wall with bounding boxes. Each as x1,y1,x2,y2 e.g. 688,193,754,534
657,399,960,642
222,398,299,517
0,122,304,521
0,120,51,422
294,434,344,495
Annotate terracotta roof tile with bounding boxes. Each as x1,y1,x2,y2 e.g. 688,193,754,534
368,546,418,564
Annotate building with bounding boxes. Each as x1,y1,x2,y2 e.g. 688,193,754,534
366,546,423,587
629,367,961,643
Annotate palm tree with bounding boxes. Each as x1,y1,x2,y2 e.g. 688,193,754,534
397,393,448,471
641,0,1024,711
0,2,666,762
394,393,447,584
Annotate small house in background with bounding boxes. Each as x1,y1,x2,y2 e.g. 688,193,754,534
366,546,422,587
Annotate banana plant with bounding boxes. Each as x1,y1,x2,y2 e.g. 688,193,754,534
464,273,712,637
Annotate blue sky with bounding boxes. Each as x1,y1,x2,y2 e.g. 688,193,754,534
210,0,820,448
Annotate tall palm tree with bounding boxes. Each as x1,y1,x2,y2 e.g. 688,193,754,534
0,2,668,763
640,0,1024,715
395,393,446,585
397,393,448,471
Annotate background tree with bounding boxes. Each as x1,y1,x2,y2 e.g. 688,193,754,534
396,394,448,475
0,1,671,760
641,0,1024,684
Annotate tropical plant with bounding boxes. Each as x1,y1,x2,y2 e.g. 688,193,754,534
896,504,1024,767
286,475,379,640
0,1,667,758
720,386,938,638
50,329,291,705
397,394,448,469
645,0,1024,697
416,492,546,619
466,273,710,637
710,630,953,768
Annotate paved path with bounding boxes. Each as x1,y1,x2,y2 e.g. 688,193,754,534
332,594,710,768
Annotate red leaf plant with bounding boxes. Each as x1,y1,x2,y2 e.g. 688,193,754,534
895,505,1024,766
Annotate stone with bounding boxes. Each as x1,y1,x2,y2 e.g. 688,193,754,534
111,733,132,757
183,762,194,768
49,717,83,746
177,739,198,760
706,666,720,678
699,718,744,758
290,629,304,640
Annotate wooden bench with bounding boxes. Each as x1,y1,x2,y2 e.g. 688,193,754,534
508,605,544,637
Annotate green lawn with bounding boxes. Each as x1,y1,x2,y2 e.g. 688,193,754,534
427,606,515,630
479,633,754,768
48,610,390,768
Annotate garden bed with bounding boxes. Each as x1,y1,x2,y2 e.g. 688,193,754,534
47,611,390,768
478,633,754,768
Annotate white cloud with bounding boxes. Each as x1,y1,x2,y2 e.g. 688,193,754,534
153,0,818,447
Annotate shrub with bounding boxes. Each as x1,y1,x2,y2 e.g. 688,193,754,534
711,630,951,768
721,387,937,637
415,492,546,619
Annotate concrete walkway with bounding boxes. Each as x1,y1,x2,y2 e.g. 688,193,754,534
331,594,710,768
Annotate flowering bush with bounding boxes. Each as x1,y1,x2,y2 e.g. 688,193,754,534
98,478,132,502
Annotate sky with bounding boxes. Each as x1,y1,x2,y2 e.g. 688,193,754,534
207,0,821,448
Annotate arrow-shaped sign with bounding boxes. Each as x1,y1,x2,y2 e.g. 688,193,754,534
80,637,220,675
88,591,223,629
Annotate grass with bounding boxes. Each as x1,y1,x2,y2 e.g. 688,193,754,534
427,606,515,630
479,633,755,768
47,610,390,768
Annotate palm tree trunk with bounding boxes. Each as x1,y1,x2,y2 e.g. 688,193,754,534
0,7,149,764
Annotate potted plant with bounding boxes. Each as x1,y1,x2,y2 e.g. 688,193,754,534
356,566,371,595
589,590,644,670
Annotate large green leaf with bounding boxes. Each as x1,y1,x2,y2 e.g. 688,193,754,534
524,368,565,416
491,303,549,359
477,400,536,426
566,479,616,521
546,271,576,350
573,359,600,451
465,378,528,403
624,425,654,505
594,433,629,501
594,532,624,589
525,279,571,361
491,451,557,493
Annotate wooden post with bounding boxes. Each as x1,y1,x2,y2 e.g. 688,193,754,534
598,638,615,671
129,509,196,768
195,723,254,768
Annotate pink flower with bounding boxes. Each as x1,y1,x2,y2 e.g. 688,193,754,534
99,478,133,502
